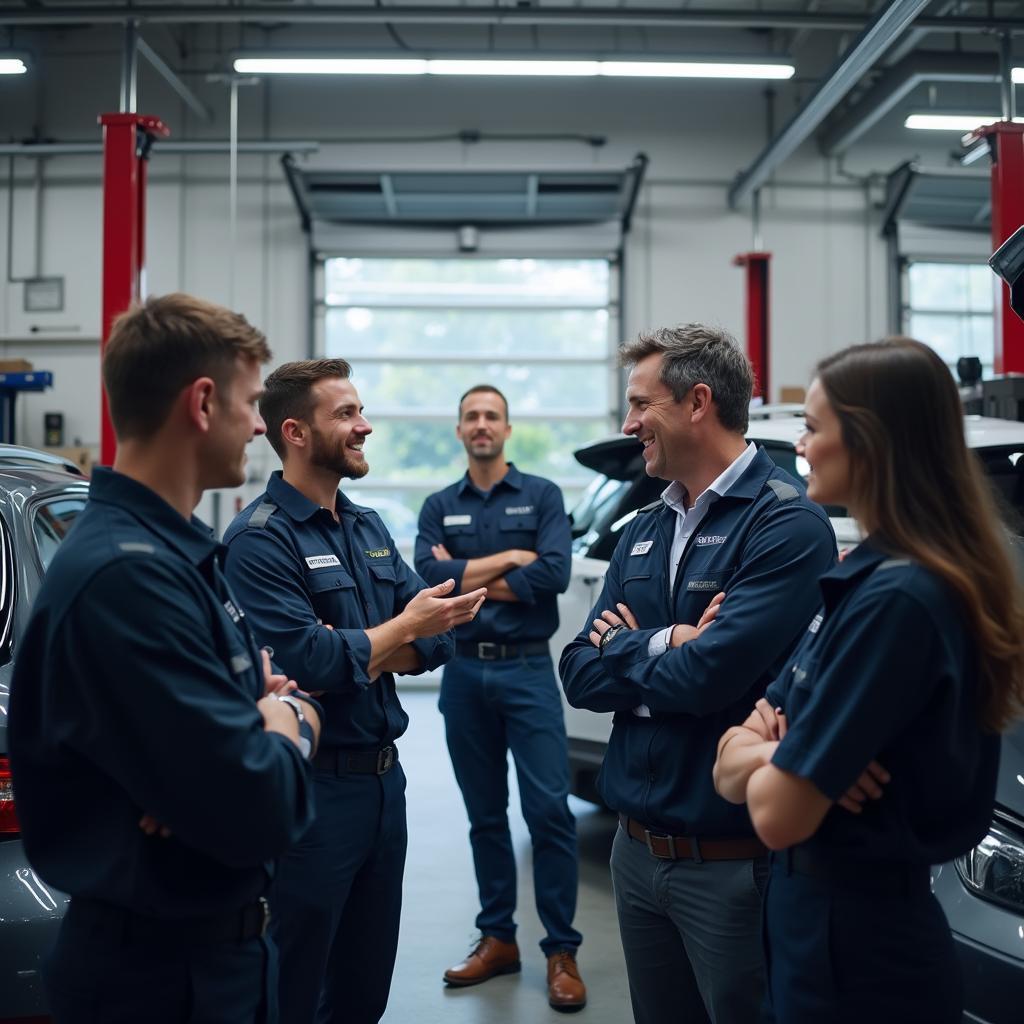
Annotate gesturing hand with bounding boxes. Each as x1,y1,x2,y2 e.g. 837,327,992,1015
402,579,487,639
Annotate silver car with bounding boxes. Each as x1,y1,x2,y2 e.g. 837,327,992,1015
0,445,89,1021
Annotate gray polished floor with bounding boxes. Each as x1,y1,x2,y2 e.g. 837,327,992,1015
382,690,633,1024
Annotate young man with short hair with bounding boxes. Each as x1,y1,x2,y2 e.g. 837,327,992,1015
224,359,484,1024
415,385,586,1012
9,293,321,1024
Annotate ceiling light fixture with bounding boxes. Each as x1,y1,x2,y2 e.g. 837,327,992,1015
1014,67,1023,84
0,58,28,76
233,56,794,80
905,113,1024,131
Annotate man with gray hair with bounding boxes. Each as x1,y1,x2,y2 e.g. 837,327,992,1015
560,324,835,1023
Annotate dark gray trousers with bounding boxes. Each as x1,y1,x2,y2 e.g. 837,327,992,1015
610,825,768,1024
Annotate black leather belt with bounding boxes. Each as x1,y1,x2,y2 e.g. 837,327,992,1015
313,745,397,775
456,640,549,661
620,814,767,862
70,896,270,945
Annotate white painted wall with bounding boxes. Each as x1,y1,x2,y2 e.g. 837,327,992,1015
0,43,971,527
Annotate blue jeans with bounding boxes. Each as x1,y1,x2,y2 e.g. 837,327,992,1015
271,762,407,1024
440,652,581,955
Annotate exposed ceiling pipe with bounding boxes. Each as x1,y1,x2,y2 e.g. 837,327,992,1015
728,0,933,209
818,51,1000,156
0,5,1021,33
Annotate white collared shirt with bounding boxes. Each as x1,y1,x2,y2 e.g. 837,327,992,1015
634,442,757,717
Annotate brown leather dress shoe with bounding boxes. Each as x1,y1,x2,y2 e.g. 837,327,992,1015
443,936,521,987
547,951,587,1012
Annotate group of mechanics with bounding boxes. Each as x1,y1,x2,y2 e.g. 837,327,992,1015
7,293,1016,1024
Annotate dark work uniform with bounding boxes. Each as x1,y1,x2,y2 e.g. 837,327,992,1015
414,464,581,955
224,471,452,1024
560,449,835,1024
762,540,999,1024
8,468,316,1024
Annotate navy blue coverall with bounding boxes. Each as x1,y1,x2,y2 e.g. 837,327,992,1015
560,448,835,1022
224,471,453,1024
414,464,581,955
8,467,317,1024
761,541,1000,1024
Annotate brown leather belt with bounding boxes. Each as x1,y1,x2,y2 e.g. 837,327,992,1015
619,814,767,862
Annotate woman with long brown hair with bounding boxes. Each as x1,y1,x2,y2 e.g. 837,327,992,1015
713,337,1024,1022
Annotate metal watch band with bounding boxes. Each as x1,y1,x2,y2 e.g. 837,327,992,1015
276,693,305,724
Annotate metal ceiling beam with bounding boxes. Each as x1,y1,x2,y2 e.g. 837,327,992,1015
137,36,212,121
1,5,1022,32
728,0,933,209
819,51,1000,155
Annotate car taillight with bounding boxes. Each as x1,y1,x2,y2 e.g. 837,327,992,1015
0,755,20,835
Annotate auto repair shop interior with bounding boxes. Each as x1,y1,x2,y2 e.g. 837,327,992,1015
1,2,1023,1023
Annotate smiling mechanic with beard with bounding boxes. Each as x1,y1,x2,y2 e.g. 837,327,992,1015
414,385,586,1013
223,359,486,1024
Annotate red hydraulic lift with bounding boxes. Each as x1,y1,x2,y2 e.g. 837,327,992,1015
733,251,771,403
967,121,1024,375
98,113,170,466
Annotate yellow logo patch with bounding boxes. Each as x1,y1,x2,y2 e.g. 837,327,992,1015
365,548,391,559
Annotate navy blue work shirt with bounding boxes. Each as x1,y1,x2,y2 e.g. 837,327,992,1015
767,539,999,864
8,468,316,918
224,472,452,750
414,464,571,643
560,449,836,836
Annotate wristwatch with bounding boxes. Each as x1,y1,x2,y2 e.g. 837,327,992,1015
599,623,626,653
275,693,305,724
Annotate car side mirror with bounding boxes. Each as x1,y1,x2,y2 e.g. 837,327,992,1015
990,225,1024,323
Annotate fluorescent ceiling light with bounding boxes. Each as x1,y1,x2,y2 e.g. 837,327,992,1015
233,56,794,80
601,61,794,79
235,58,427,75
904,113,1024,131
1014,67,1023,84
0,59,27,76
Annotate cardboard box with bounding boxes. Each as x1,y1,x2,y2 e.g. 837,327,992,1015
0,359,34,373
779,386,806,404
50,446,93,476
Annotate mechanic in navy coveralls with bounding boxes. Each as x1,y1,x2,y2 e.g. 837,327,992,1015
8,294,322,1024
414,385,586,1012
714,338,1024,1024
224,359,485,1024
560,325,836,1024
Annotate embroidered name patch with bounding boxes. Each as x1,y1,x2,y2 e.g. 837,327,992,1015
630,541,654,556
223,599,241,624
808,613,823,634
365,548,391,559
687,579,720,591
505,505,534,515
443,514,472,527
305,554,341,569
695,535,727,546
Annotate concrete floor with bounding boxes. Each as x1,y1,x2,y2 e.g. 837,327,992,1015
381,690,633,1024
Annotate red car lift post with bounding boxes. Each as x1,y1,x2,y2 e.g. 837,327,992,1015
98,113,170,466
968,122,1024,375
733,252,771,403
